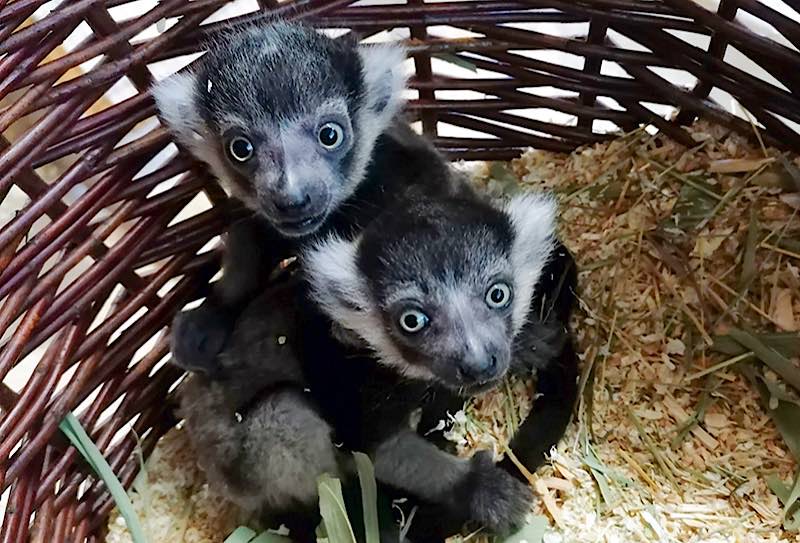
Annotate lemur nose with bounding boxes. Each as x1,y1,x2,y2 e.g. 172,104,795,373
458,352,500,383
274,192,312,214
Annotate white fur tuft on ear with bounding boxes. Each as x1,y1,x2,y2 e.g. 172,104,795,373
151,72,206,154
303,235,370,322
358,42,409,123
303,235,435,380
504,192,559,336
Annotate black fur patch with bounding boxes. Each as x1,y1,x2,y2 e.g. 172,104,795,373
356,196,514,299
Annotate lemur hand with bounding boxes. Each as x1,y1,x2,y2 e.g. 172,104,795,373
463,451,532,535
170,303,232,375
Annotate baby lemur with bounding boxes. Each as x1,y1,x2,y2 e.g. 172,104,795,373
153,22,456,372
301,189,578,540
179,186,578,541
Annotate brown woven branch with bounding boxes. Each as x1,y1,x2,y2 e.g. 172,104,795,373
2,2,800,541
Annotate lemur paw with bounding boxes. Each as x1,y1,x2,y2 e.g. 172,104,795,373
170,304,231,374
465,451,532,535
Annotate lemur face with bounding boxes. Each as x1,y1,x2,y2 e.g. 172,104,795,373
305,193,558,392
152,22,407,237
209,96,356,236
373,230,516,391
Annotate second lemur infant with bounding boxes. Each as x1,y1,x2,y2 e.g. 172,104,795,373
300,188,579,539
179,187,578,542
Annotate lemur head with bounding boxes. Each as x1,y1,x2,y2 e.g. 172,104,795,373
152,22,408,237
304,192,558,392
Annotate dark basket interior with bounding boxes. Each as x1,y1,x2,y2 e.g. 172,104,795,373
1,1,800,541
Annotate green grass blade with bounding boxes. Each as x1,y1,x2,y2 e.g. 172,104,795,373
224,527,257,543
742,365,800,461
783,470,800,520
431,53,477,72
353,452,380,543
502,516,548,543
728,328,800,392
59,412,148,543
767,473,800,531
739,209,759,290
318,474,357,543
250,531,293,543
712,331,800,358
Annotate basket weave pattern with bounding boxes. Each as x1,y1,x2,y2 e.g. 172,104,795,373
0,1,799,541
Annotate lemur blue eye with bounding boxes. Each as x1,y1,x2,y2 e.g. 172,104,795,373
399,309,429,334
227,136,254,163
486,282,512,309
318,122,344,150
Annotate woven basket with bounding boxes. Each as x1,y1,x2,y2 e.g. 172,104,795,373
1,1,799,541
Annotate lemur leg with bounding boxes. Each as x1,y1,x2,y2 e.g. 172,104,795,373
500,243,579,477
171,217,286,374
374,429,532,536
180,376,341,517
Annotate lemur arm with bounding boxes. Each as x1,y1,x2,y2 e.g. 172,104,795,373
373,429,531,536
170,217,292,375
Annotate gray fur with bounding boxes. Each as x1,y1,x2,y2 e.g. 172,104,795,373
374,431,531,534
180,378,339,513
177,282,340,516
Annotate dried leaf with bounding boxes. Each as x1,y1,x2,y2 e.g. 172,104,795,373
752,168,797,190
692,234,727,258
781,193,800,211
780,238,800,255
772,289,798,332
708,157,773,173
587,180,624,202
485,162,522,198
663,181,719,232
739,209,760,291
666,338,686,356
780,155,800,193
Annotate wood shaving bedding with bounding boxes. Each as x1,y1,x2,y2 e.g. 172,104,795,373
109,121,799,542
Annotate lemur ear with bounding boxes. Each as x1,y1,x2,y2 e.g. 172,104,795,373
358,42,409,121
303,235,371,325
151,71,206,156
503,192,559,335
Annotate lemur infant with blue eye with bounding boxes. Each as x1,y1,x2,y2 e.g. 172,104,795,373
299,188,579,540
152,22,456,375
179,185,578,542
